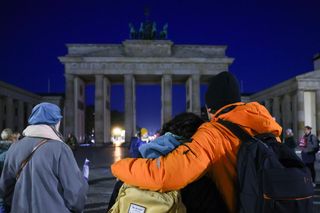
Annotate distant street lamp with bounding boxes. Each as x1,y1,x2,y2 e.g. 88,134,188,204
112,127,125,146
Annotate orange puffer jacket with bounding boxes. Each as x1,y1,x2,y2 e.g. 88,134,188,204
111,102,282,213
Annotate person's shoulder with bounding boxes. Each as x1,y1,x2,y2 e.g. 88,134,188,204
311,134,318,140
198,121,223,131
199,121,212,128
243,101,267,111
42,139,75,158
0,140,11,149
47,139,70,149
193,121,220,139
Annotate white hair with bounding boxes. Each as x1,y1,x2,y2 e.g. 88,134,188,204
1,128,13,140
285,128,293,136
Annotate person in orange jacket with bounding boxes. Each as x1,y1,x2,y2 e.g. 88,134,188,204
111,71,282,213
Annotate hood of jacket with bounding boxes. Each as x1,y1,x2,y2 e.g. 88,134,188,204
212,102,282,138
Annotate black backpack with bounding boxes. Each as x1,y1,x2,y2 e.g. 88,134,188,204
181,175,228,213
314,137,320,153
218,119,314,213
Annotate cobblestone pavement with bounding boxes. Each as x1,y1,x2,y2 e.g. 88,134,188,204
74,144,129,213
74,145,320,213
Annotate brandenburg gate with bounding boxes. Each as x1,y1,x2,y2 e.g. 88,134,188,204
59,40,233,144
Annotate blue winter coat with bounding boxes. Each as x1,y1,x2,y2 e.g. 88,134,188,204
0,137,88,213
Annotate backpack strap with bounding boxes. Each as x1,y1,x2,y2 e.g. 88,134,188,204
16,139,48,180
217,119,253,142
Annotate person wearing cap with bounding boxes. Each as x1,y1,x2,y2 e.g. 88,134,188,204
0,102,88,213
111,71,282,213
301,125,318,186
129,128,149,158
140,128,149,143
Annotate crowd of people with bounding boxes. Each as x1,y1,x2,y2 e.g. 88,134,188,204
0,72,318,213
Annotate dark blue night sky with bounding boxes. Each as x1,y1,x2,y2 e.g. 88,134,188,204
1,0,320,133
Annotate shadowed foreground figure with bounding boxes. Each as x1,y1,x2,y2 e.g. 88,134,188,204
111,72,282,213
0,102,88,213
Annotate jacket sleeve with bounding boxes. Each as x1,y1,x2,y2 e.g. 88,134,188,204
0,150,16,206
58,145,88,212
111,126,219,192
311,135,319,149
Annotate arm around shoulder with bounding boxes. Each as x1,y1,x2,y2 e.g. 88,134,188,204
111,127,215,192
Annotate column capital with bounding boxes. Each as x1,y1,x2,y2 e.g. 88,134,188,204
124,74,134,81
95,74,104,78
162,74,172,79
65,73,75,79
273,96,280,101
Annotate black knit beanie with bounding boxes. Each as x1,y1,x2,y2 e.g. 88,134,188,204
205,71,241,112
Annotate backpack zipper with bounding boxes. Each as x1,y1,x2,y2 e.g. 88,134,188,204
263,193,313,200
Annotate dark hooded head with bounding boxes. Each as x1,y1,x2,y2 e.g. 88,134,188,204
205,71,241,113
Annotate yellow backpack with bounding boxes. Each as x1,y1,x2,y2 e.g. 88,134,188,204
108,184,186,213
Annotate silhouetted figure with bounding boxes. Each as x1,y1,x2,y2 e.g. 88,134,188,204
66,133,78,151
284,128,297,151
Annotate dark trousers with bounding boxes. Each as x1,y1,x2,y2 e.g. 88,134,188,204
107,180,124,211
305,162,316,183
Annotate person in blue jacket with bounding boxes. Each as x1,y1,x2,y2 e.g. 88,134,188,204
129,128,149,158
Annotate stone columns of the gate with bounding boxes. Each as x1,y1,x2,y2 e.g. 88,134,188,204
74,76,86,143
186,74,201,115
95,75,111,144
104,77,111,143
17,100,25,132
161,74,172,125
26,103,33,120
297,90,305,139
282,94,292,131
132,78,136,136
272,96,280,122
5,96,14,129
64,74,75,137
292,94,298,141
316,90,320,136
124,74,136,142
264,99,271,113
